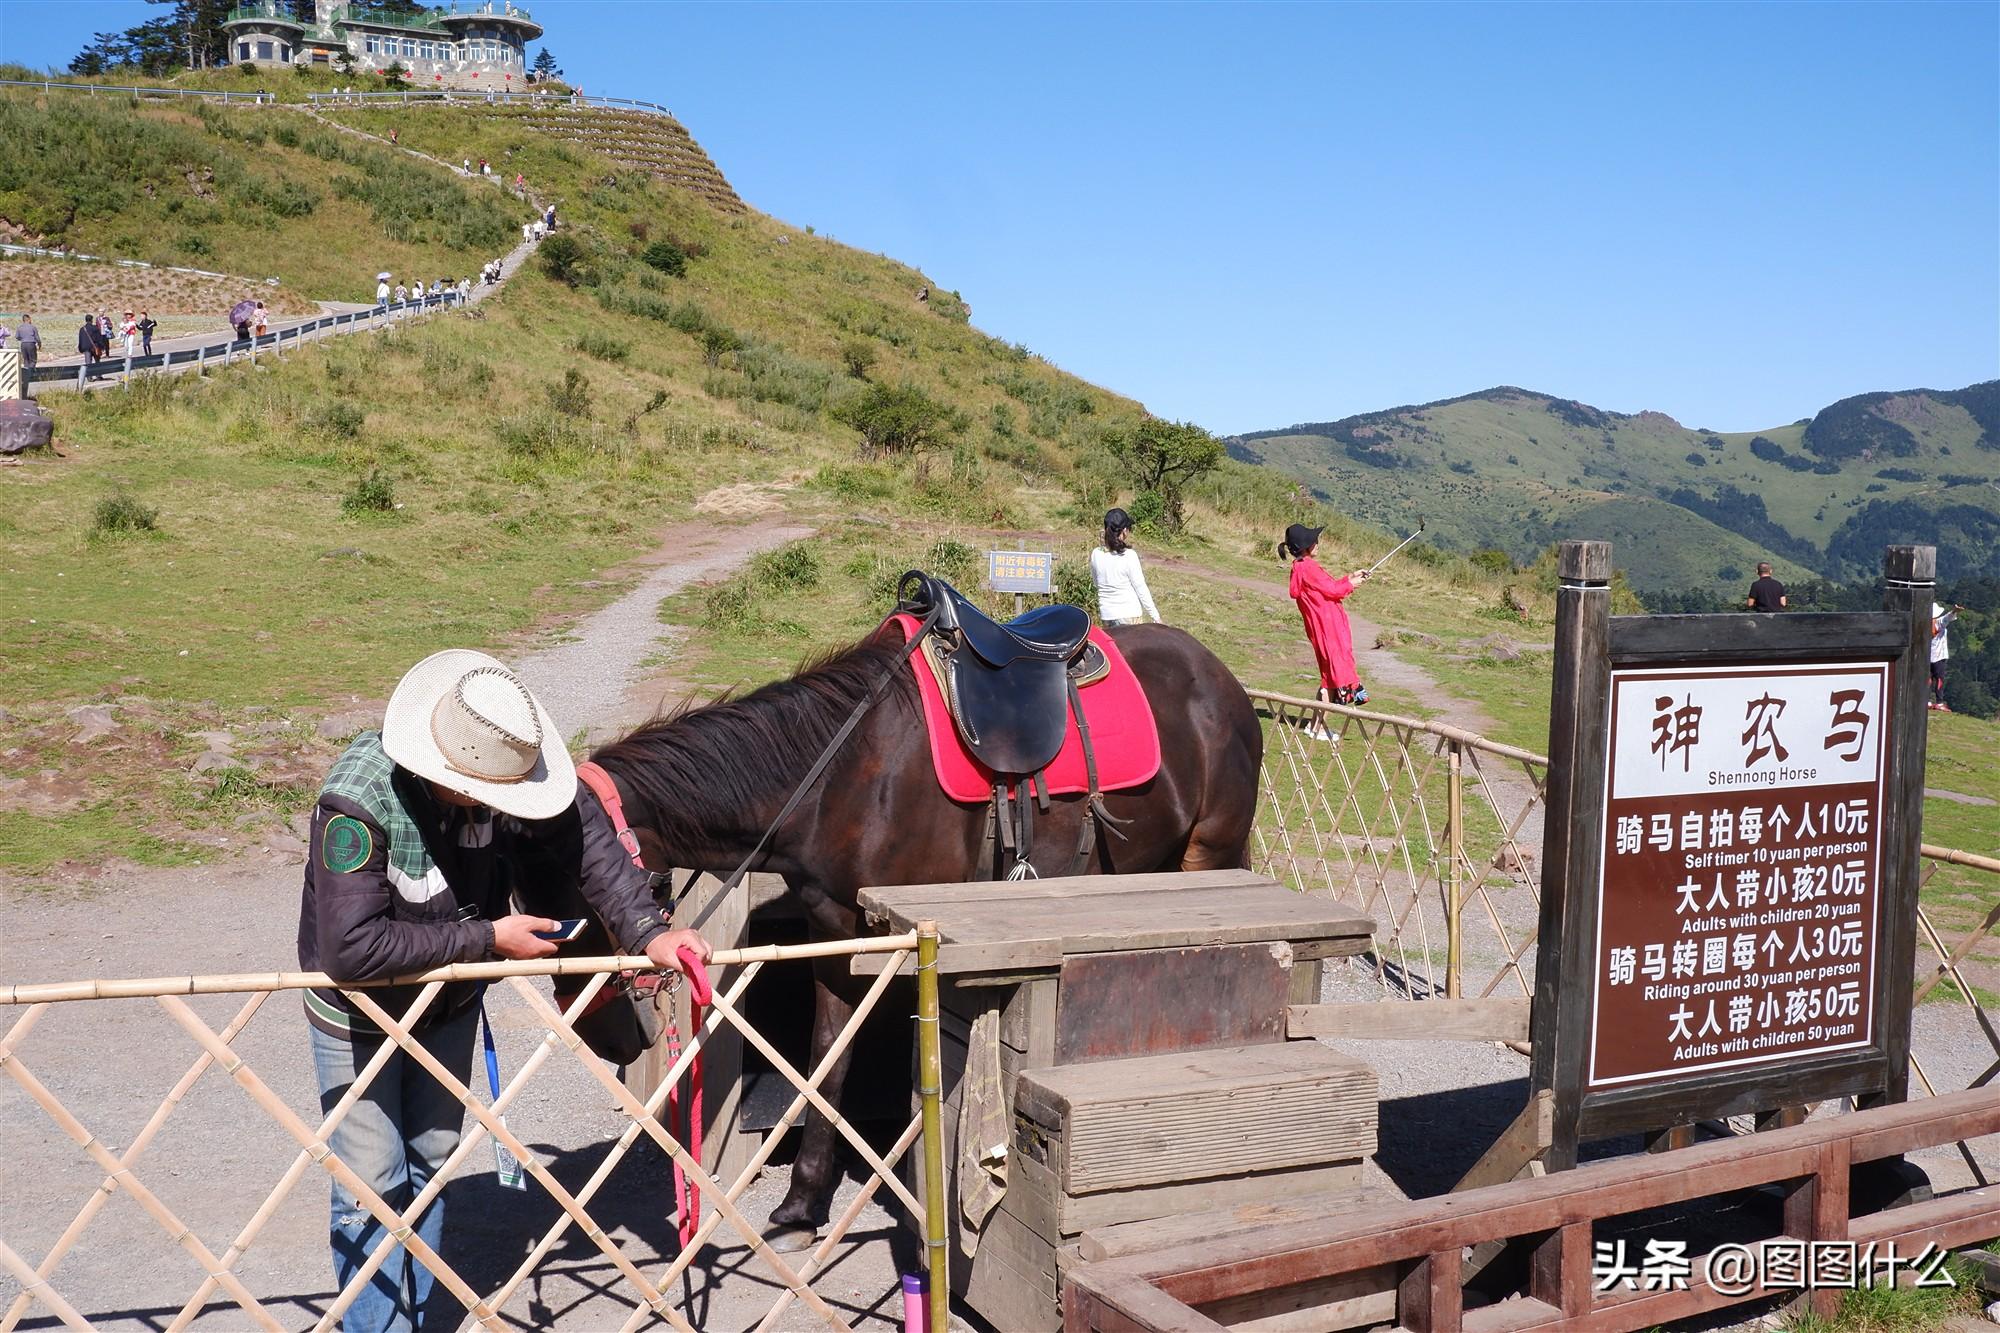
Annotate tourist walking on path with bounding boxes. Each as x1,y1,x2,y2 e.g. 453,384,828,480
138,311,156,356
298,650,709,1333
253,301,269,338
77,315,98,364
376,276,390,307
95,314,112,360
1931,601,1963,711
1745,561,1787,612
1280,522,1373,734
14,315,38,393
120,311,138,358
1090,507,1163,627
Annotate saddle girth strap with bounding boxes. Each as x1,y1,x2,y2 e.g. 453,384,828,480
576,760,645,869
1066,676,1103,875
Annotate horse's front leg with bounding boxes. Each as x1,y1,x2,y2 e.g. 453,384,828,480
766,953,856,1249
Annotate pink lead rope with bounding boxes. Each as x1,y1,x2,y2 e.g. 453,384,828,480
575,760,707,1251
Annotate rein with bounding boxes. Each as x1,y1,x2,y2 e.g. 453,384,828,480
677,602,940,932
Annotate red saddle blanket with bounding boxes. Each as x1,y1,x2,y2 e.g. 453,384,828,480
889,612,1161,804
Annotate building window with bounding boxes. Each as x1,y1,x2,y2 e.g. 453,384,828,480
364,35,378,53
238,41,251,60
419,41,432,59
257,40,273,59
312,50,328,63
280,43,291,62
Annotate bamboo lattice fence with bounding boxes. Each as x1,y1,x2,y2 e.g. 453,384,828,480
0,933,946,1333
1249,690,2000,1088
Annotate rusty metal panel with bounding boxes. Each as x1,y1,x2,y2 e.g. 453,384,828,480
1054,944,1291,1064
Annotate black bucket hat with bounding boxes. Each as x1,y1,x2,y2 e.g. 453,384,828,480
1283,523,1323,555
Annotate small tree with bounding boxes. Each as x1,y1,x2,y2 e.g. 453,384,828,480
380,60,407,85
641,239,687,277
532,47,560,79
840,339,877,380
832,383,968,458
538,232,585,285
1103,418,1223,533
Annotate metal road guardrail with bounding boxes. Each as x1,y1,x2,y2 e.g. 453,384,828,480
28,292,466,392
0,76,274,104
307,88,675,117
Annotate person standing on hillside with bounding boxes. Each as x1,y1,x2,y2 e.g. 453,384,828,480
137,311,156,356
119,311,138,359
1745,562,1787,612
299,649,710,1333
1090,507,1163,627
1280,523,1372,738
14,315,38,393
1931,601,1962,711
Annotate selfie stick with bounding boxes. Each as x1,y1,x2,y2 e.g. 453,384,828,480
1365,517,1426,576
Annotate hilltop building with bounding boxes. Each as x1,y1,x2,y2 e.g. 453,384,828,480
222,1,543,88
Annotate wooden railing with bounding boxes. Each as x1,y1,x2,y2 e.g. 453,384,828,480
0,932,948,1332
1063,1085,2000,1332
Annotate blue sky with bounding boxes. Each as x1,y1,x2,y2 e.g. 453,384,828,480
3,1,1995,434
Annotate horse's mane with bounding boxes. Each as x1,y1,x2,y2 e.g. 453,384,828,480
587,627,915,856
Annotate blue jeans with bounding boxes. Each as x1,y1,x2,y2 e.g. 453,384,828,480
309,1002,478,1333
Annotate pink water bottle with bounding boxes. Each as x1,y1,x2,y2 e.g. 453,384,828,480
901,1272,927,1333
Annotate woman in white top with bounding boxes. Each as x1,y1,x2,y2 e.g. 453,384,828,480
1089,507,1163,627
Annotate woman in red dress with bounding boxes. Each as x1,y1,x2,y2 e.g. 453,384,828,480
1279,523,1372,728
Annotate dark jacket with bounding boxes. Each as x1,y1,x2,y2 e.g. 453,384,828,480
77,323,95,355
296,731,671,1037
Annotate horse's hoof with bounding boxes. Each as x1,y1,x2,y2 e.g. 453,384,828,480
764,1222,820,1253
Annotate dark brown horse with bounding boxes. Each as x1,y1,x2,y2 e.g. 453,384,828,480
584,619,1262,1246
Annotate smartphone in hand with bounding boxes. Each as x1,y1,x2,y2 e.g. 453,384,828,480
532,918,589,943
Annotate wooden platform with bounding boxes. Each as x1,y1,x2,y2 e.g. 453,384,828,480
861,869,1381,1332
855,869,1376,976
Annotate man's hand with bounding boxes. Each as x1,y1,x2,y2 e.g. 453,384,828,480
492,914,561,960
1350,569,1372,583
645,928,712,977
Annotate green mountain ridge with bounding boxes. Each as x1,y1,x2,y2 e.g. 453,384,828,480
1235,382,2000,596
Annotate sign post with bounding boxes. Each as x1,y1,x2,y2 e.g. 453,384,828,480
987,549,1054,617
1530,540,1934,1171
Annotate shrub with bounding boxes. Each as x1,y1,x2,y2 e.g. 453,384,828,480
924,537,978,585
539,233,586,285
840,339,878,380
545,367,593,417
91,492,158,536
751,543,821,592
1126,490,1166,532
701,574,756,628
1053,558,1095,608
698,326,743,366
341,470,396,515
830,382,968,457
574,330,629,363
305,399,365,440
640,239,687,277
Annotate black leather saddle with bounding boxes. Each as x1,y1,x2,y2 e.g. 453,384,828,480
897,572,1093,775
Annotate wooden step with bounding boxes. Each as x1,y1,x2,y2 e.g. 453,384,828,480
1016,1043,1377,1196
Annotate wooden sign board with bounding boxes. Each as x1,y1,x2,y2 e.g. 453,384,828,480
1530,541,1934,1168
988,550,1054,595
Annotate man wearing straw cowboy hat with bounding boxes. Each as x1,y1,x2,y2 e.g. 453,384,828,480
298,650,708,1333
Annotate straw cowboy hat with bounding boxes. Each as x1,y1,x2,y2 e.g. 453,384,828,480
382,650,576,820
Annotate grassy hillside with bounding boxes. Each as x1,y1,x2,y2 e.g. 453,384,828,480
4,83,1996,894
1238,384,2000,597
0,84,1346,871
